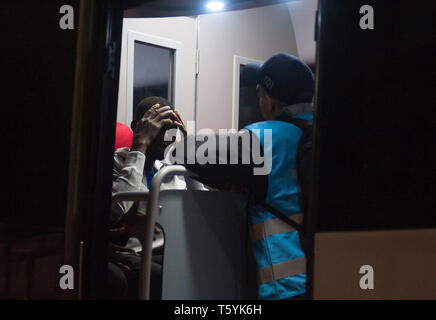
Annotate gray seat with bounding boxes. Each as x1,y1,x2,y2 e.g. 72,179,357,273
113,165,257,300
156,189,257,300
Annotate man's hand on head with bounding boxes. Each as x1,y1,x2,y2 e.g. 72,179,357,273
131,103,174,154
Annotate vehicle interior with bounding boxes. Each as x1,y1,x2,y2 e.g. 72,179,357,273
1,0,434,300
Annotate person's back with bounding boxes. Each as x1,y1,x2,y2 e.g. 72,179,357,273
244,107,313,299
243,54,314,299
177,53,315,299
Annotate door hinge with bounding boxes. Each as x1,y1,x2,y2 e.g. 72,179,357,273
196,49,200,75
107,42,117,79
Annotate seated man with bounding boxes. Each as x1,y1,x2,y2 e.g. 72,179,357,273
109,96,205,299
112,96,205,224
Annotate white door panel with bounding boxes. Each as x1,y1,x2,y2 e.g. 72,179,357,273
196,3,299,132
118,17,197,126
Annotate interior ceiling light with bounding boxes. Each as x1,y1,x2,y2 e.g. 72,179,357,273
206,1,225,11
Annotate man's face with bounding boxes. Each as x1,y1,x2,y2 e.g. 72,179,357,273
148,122,177,160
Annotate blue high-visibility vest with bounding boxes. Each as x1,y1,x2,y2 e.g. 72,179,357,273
245,111,313,300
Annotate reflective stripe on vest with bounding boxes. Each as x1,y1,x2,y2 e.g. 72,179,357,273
250,213,304,242
257,257,306,285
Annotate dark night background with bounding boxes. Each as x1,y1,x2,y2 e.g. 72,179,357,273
314,0,435,232
1,1,79,228
0,0,434,265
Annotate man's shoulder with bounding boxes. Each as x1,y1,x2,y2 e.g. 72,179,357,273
245,120,302,134
154,159,209,191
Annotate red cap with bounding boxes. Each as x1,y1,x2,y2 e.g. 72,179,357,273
114,122,133,152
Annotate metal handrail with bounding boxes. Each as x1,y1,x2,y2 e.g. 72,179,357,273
111,191,149,205
139,165,197,300
111,165,197,300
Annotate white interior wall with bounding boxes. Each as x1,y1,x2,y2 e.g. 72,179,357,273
117,17,197,125
196,3,299,131
117,3,310,131
287,0,318,66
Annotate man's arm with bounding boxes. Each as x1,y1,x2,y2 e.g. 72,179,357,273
111,149,147,225
172,130,268,201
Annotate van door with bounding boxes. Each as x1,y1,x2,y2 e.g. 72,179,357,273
310,0,436,299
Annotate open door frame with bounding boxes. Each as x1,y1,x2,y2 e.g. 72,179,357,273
66,0,321,300
65,0,124,299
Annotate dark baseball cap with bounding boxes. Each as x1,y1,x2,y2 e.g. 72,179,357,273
241,53,314,105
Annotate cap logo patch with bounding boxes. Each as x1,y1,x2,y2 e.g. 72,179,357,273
263,75,274,91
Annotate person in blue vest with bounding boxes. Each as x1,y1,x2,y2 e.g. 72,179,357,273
177,53,315,300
